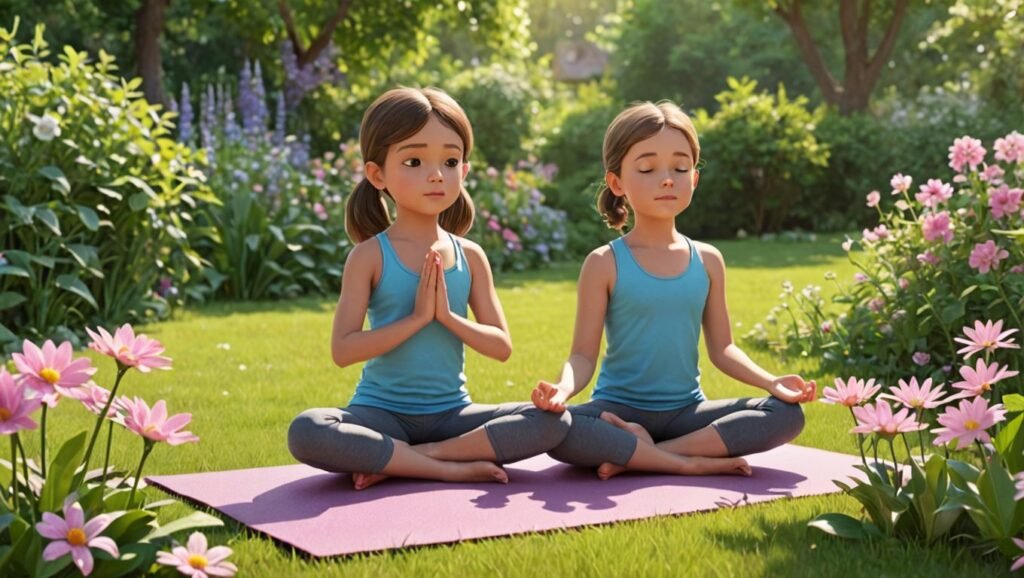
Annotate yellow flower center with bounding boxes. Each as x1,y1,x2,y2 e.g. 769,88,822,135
964,420,980,431
982,382,991,392
66,528,87,546
982,340,994,348
188,554,208,570
0,408,11,420
40,368,61,384
143,424,159,435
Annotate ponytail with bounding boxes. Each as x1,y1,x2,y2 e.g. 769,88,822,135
596,185,629,231
345,179,392,243
439,186,475,236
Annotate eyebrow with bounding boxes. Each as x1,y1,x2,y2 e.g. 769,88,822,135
396,143,463,153
634,151,692,161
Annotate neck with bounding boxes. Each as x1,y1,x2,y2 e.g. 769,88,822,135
627,212,682,246
389,206,445,242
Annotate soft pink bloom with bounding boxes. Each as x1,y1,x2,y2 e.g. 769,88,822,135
921,211,954,243
890,173,912,195
868,298,884,313
917,251,940,266
156,532,237,578
879,377,953,410
0,368,43,434
915,179,953,208
968,240,1009,274
979,164,1005,184
948,136,986,173
78,382,120,420
820,320,833,333
822,377,881,407
35,497,119,576
119,397,199,445
1012,537,1024,572
954,319,1019,359
1016,472,1024,501
865,190,880,207
932,396,1006,449
851,399,926,436
841,237,854,252
502,228,520,243
994,131,1024,163
911,352,930,366
487,218,501,232
12,339,95,399
898,277,910,290
86,324,172,372
1012,264,1024,274
951,358,1019,398
313,202,328,221
988,185,1023,220
853,272,868,283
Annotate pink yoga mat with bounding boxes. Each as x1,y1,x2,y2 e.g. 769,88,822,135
147,444,861,557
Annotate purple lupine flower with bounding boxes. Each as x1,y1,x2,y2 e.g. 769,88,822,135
177,82,193,145
274,90,287,146
223,84,241,143
252,60,268,135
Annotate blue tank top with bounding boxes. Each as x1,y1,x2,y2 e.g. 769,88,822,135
593,236,709,411
349,232,473,414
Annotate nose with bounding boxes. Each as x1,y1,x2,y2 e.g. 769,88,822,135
428,165,444,183
660,175,674,188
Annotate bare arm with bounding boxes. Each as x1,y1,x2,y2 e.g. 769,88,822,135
330,241,436,368
532,249,613,412
434,241,512,361
700,243,816,403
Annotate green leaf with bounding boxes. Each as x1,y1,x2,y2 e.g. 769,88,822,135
112,175,157,199
939,302,964,325
0,323,16,343
56,274,98,309
39,431,87,513
959,285,978,299
128,192,149,212
0,292,27,311
34,207,61,236
103,509,156,544
1003,394,1024,413
38,165,70,195
0,265,31,279
993,413,1024,472
143,511,224,541
96,187,123,201
0,513,15,533
74,204,100,231
293,252,314,268
807,513,875,540
87,542,157,578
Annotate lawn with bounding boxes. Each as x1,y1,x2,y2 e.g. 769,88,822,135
26,236,1014,577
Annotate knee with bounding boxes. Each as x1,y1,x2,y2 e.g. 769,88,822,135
287,409,328,463
529,407,573,445
769,398,806,441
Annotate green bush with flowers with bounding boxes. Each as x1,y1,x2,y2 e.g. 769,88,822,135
0,20,212,352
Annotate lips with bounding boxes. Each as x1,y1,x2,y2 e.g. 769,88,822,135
655,195,677,200
424,191,446,197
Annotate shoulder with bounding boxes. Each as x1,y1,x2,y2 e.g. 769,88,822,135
344,236,382,275
580,244,616,284
692,239,725,276
455,236,488,267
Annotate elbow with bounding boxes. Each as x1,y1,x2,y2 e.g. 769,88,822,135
495,340,513,363
331,347,354,368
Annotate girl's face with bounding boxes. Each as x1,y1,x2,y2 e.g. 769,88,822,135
607,127,699,221
365,115,470,217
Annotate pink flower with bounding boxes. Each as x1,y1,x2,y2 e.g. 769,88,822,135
820,320,833,333
954,319,1019,359
921,211,954,243
851,399,926,436
915,179,953,208
865,190,880,207
841,237,854,252
120,397,199,445
487,218,501,232
1012,537,1024,572
932,396,1006,449
968,240,1009,274
898,277,910,290
951,358,1019,397
890,173,912,195
911,352,930,366
157,532,237,578
35,497,120,576
12,339,95,400
78,382,120,420
313,202,328,221
0,368,43,434
948,136,986,173
868,298,884,313
1012,264,1024,274
879,377,953,410
822,377,881,407
917,251,940,266
853,272,868,283
502,228,520,243
979,164,1005,184
994,131,1024,163
86,324,172,372
988,185,1023,220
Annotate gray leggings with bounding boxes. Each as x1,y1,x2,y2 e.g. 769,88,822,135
549,397,805,468
288,402,572,474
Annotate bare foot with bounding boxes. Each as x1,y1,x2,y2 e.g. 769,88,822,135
352,472,388,490
444,461,509,484
681,456,752,477
597,412,655,480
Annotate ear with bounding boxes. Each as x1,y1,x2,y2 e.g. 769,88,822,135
365,161,386,191
692,169,700,190
606,171,626,197
461,161,471,180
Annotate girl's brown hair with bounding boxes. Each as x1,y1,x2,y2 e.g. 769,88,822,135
597,101,701,230
344,87,476,243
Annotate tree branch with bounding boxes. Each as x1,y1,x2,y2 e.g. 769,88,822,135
865,0,908,86
277,0,304,59
299,0,353,67
775,0,840,105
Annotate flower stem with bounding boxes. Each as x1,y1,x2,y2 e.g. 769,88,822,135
101,420,114,487
848,407,868,468
40,405,47,478
81,365,128,480
128,440,154,508
887,437,901,490
10,436,18,513
13,434,36,521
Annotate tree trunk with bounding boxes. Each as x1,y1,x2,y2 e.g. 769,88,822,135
134,0,170,107
278,0,353,66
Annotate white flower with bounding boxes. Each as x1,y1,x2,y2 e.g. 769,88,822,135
31,113,62,141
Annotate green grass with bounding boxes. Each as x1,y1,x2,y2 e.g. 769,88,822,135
26,236,1014,576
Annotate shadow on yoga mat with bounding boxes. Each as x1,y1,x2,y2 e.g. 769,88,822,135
148,444,860,558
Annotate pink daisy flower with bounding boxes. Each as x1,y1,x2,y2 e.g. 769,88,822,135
954,320,1019,359
822,377,881,407
890,173,912,195
86,324,172,372
0,368,43,434
35,497,120,576
156,532,237,578
851,399,926,437
879,377,953,410
12,339,95,400
914,179,952,208
948,136,986,173
119,397,199,446
932,396,1007,449
950,358,1019,398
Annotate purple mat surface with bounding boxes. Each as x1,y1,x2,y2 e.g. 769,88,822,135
148,444,860,557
